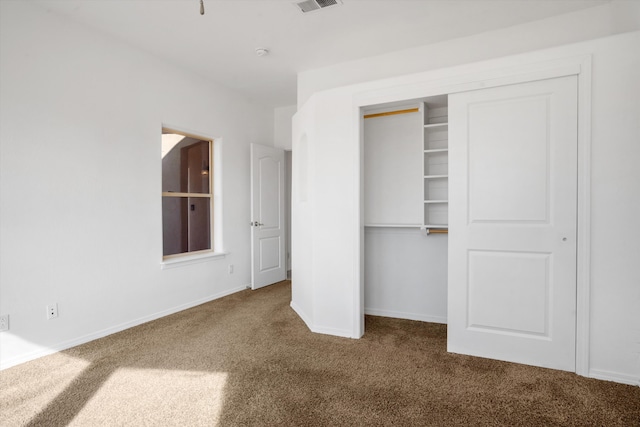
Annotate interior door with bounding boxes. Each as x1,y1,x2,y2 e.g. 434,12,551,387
448,76,578,371
251,143,286,290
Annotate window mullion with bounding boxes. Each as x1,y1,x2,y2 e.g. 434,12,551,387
162,192,211,198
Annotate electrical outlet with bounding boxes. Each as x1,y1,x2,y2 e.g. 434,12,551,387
0,315,9,332
228,264,234,274
47,303,58,320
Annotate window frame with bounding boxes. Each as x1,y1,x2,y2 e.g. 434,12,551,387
161,127,217,263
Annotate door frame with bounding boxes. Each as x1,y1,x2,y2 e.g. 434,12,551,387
353,55,592,376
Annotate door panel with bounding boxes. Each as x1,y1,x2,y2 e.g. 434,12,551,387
468,250,550,336
251,144,286,289
468,95,550,222
260,236,282,270
258,156,281,228
448,76,578,371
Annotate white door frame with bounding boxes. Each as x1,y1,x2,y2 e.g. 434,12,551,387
353,55,592,376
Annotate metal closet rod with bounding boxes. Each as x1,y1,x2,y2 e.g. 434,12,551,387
363,107,419,119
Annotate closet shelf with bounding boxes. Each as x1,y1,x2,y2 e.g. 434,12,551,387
424,122,449,129
365,224,422,228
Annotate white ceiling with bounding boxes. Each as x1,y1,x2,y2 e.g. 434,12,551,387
31,0,608,108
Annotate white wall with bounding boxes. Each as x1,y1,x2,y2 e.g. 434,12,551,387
290,103,315,330
363,110,423,226
0,1,274,368
291,91,364,338
365,229,447,324
610,0,640,33
292,31,640,385
274,105,297,150
298,1,640,107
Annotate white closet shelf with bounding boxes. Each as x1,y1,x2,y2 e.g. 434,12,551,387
424,148,448,154
424,122,449,129
365,224,422,228
424,200,448,204
424,174,448,179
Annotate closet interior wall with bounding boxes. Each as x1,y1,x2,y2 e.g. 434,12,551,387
363,96,449,324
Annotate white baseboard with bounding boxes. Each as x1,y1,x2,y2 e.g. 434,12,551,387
0,286,247,371
365,307,447,324
290,301,311,329
589,369,640,386
312,325,354,338
290,301,354,338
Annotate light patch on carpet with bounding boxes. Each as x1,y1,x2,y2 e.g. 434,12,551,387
0,353,90,426
69,369,228,426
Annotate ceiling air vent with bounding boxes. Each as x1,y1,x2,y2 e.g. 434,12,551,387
294,0,342,14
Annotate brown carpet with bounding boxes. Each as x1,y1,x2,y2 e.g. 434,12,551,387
1,281,638,426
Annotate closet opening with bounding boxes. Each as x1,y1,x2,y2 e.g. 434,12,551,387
362,94,449,327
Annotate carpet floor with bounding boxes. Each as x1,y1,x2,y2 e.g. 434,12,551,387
1,281,638,426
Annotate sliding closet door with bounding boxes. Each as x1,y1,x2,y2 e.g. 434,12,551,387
448,76,578,371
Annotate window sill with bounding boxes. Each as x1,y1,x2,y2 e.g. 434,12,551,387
161,251,228,270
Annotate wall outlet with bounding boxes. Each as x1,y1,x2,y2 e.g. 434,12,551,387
228,264,234,274
0,315,9,332
47,303,58,320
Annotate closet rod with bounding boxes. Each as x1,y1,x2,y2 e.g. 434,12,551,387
363,107,419,119
426,228,448,235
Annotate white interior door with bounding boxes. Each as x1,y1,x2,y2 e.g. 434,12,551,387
251,143,286,290
448,76,578,371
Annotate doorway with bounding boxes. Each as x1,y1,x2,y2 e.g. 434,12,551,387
362,96,449,324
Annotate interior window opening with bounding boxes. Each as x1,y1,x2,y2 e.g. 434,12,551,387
161,128,213,258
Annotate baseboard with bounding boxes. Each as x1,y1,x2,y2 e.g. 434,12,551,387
589,369,640,386
311,325,354,338
290,301,354,338
290,300,314,332
365,308,447,324
0,285,247,371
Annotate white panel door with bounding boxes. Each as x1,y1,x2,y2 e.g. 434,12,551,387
251,143,286,290
448,76,578,371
